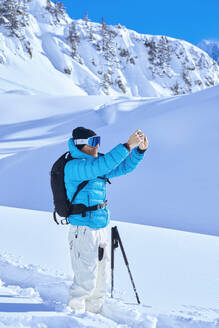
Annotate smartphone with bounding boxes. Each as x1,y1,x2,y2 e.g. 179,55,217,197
137,130,143,137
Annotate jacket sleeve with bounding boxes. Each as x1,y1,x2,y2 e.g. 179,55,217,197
105,147,146,179
65,143,129,181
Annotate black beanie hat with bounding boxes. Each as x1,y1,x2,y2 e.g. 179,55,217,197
72,127,96,149
72,127,96,139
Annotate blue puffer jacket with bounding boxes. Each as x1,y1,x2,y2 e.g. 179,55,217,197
64,138,146,229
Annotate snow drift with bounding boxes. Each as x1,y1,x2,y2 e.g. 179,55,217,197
0,206,218,327
0,85,219,235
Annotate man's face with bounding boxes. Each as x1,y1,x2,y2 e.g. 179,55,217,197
81,144,99,158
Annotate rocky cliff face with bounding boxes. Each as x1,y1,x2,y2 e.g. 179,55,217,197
0,0,219,96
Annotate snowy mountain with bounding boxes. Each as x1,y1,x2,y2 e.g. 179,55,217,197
0,206,219,327
198,39,219,64
0,0,219,97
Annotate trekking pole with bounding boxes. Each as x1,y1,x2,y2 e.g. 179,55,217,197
111,226,141,304
111,225,118,298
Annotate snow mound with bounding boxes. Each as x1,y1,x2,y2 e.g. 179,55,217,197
0,206,219,327
0,251,157,327
0,250,218,328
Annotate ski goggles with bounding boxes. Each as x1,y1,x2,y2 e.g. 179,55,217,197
74,136,101,147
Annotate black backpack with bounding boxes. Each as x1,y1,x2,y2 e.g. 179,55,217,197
50,152,111,225
50,152,89,225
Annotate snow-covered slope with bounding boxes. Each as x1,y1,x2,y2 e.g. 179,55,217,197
198,40,219,64
0,85,219,236
0,206,218,327
0,0,219,97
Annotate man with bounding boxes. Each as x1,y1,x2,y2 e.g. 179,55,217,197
64,127,148,314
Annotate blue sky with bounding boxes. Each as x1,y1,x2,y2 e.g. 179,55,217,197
61,0,218,45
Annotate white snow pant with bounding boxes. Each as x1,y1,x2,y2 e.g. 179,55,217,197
68,225,110,313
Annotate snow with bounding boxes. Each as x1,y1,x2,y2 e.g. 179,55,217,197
0,206,218,327
0,85,219,328
0,85,219,235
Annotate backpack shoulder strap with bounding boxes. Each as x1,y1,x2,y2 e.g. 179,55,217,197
98,176,111,184
70,180,89,204
66,154,89,204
